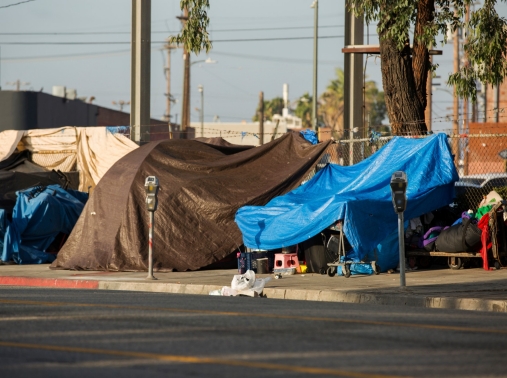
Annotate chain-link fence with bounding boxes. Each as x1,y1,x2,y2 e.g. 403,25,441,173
7,123,507,212
308,125,507,213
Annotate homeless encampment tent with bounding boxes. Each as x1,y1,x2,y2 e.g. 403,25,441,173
0,127,139,191
1,185,88,264
235,133,459,270
0,171,79,217
194,137,255,153
51,132,331,271
0,127,137,265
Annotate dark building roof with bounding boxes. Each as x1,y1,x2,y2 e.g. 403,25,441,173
0,91,171,140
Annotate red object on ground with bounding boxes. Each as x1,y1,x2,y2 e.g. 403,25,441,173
477,214,491,270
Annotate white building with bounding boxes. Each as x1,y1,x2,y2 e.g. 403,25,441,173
190,83,303,146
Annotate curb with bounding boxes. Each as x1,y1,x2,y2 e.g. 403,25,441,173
0,276,99,289
1,275,506,313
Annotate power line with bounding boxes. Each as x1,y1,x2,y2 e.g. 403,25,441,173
211,51,340,65
215,35,342,43
1,49,131,62
0,24,343,35
0,0,35,9
0,48,341,65
0,35,343,45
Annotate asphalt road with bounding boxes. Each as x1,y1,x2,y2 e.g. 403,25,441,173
1,287,506,378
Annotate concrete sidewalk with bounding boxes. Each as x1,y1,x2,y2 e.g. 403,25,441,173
1,264,507,313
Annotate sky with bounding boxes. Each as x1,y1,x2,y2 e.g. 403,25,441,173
0,0,506,133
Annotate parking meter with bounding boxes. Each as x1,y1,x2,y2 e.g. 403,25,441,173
144,176,159,212
390,171,407,287
390,171,407,213
144,176,159,280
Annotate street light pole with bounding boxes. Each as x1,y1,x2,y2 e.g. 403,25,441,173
198,84,204,137
179,55,216,139
131,0,151,144
178,7,190,139
311,0,318,131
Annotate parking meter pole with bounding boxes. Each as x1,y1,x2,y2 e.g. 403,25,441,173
398,212,406,287
390,171,407,288
147,211,156,280
144,176,159,281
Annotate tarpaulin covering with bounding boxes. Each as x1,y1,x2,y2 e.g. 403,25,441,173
0,171,79,216
194,137,255,154
1,185,88,264
51,132,331,271
0,127,139,191
235,133,459,261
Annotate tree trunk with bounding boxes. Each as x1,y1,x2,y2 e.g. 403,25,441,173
412,0,434,114
378,15,428,135
379,39,427,135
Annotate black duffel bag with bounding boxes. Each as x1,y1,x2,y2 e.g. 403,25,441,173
435,218,482,252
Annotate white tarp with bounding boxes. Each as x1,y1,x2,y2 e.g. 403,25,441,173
0,127,138,191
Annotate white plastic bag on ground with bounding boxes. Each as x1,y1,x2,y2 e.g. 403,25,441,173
209,270,272,296
231,270,256,291
251,276,271,294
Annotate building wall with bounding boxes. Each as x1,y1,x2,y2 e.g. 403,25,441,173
467,122,507,174
0,91,95,131
0,91,171,141
37,92,98,128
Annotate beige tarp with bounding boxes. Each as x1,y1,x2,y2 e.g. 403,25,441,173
0,127,138,191
0,130,24,162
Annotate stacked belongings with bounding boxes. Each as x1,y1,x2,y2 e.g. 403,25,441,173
407,190,507,270
434,214,482,253
235,133,459,276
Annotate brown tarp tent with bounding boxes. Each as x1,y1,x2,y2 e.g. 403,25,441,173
51,132,331,271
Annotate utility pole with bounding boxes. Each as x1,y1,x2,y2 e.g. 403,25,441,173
494,82,500,123
463,4,470,176
130,0,151,144
463,5,470,131
425,56,432,131
258,91,264,146
112,100,130,111
483,83,488,122
311,0,318,131
6,79,29,91
344,4,363,166
164,41,176,133
178,7,190,138
198,84,204,137
452,7,460,157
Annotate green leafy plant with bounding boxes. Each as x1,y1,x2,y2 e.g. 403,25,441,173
350,0,507,135
169,0,212,54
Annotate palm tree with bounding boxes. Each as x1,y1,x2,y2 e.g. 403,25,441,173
318,68,388,139
252,97,284,121
319,68,345,139
294,93,313,129
364,81,388,133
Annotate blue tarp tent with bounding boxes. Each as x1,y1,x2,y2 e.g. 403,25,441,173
235,133,459,263
1,185,88,264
